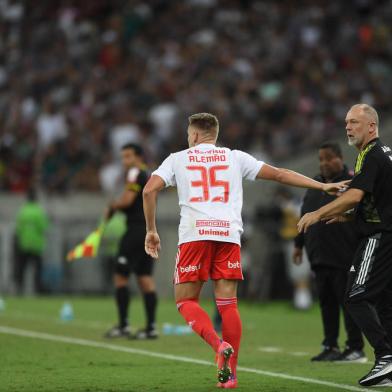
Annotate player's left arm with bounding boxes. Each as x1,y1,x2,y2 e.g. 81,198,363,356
142,175,166,259
256,164,349,195
297,188,364,233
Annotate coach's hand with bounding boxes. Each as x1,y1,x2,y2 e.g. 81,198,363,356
145,231,161,259
322,214,351,224
297,211,321,233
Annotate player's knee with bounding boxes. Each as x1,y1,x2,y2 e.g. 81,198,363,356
214,279,238,298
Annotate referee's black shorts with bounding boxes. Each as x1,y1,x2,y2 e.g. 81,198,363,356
115,229,154,277
346,231,392,303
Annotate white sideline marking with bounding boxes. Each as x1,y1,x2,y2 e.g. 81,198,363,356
258,346,283,353
0,326,380,392
290,351,310,357
258,346,310,357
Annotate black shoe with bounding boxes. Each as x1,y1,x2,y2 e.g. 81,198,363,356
131,328,159,340
359,355,392,386
335,348,367,363
104,325,131,338
311,347,341,362
373,377,392,387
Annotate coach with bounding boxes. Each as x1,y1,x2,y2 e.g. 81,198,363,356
298,104,392,387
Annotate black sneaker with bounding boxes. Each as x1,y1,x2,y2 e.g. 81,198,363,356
311,347,341,362
359,355,392,387
335,348,367,363
131,328,159,340
104,325,131,338
374,378,392,387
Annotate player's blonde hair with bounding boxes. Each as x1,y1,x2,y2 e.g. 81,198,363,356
188,113,219,139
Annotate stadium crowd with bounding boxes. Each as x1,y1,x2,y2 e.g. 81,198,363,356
0,0,391,193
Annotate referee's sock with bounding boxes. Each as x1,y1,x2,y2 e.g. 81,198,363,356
216,297,242,378
176,298,221,352
143,291,158,331
115,286,130,328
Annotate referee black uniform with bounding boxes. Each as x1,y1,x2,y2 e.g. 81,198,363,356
116,165,153,278
105,143,158,339
346,138,392,363
295,165,364,360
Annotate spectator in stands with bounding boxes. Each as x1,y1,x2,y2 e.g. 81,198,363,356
0,1,391,193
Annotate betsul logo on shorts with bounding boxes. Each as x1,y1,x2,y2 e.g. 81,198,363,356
228,261,240,269
180,264,201,273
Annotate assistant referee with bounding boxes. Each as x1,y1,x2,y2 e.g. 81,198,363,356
298,104,392,387
104,143,158,340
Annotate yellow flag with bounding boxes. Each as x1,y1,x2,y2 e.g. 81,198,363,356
67,224,105,262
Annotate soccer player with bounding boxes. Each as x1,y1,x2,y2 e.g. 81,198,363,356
294,142,364,362
105,143,158,340
298,104,392,387
143,113,348,388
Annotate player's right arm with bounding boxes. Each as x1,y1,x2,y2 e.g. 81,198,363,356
143,154,176,259
143,175,166,259
256,164,349,195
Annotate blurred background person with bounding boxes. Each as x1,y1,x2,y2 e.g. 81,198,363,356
14,188,49,294
277,187,313,310
293,142,365,362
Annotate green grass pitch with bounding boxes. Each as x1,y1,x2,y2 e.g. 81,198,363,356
0,297,377,391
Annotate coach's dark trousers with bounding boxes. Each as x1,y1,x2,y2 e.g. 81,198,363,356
345,232,392,359
314,266,363,350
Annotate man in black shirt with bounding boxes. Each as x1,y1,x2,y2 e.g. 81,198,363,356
294,142,364,362
104,143,158,339
298,104,392,387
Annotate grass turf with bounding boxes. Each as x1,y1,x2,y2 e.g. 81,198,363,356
0,296,375,391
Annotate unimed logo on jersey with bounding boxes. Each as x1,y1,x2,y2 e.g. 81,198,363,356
228,261,240,269
180,265,201,273
198,229,229,236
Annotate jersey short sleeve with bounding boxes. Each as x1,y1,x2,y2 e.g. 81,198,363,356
125,168,144,192
233,150,264,180
152,154,176,187
350,153,379,193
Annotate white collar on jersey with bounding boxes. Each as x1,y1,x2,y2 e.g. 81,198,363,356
194,143,216,147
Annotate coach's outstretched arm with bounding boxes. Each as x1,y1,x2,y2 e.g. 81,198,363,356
143,175,166,259
297,188,364,233
257,164,349,195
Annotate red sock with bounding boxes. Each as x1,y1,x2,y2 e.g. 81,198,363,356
176,298,221,352
216,297,242,377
